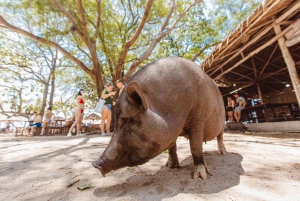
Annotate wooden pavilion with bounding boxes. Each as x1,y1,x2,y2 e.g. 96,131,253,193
200,0,300,122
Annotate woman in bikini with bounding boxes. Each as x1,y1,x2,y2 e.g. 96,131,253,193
67,89,85,137
100,83,116,136
226,96,235,122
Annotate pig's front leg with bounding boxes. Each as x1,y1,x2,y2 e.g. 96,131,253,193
189,123,211,180
165,141,179,168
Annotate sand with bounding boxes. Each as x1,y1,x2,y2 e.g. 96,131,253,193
0,132,299,201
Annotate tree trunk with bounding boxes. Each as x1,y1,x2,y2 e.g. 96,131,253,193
40,83,49,116
49,70,55,108
92,65,104,98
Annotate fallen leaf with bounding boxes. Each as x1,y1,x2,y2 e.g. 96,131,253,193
77,183,92,191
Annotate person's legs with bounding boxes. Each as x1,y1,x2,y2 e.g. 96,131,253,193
228,111,232,122
101,106,109,135
234,110,238,122
67,109,81,136
24,126,30,135
30,126,37,136
76,113,84,136
106,109,112,134
237,111,242,122
41,122,48,135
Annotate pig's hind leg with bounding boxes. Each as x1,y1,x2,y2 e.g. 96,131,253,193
188,122,211,180
217,129,227,155
165,141,180,168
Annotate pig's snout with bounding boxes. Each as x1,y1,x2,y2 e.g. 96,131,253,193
92,157,108,177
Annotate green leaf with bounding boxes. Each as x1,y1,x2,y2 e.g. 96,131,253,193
77,183,92,191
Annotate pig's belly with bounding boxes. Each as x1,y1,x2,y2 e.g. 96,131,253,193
203,117,223,142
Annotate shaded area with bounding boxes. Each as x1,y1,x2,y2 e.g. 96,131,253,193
93,152,244,200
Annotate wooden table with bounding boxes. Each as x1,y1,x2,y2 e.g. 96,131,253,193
242,103,296,123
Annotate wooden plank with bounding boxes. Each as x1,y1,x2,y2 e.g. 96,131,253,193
252,56,264,103
221,67,289,97
274,24,300,106
259,43,278,76
285,33,300,47
212,23,293,79
204,0,281,67
285,19,300,39
205,1,300,74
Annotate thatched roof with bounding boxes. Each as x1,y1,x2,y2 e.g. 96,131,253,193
200,0,300,100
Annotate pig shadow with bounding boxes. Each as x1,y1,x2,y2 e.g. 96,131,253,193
93,151,243,200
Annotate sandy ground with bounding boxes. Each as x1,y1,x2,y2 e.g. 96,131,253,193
0,132,300,201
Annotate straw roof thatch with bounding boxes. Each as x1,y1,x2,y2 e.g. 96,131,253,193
200,0,300,100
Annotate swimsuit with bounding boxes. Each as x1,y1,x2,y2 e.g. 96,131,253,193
79,99,84,113
228,101,234,111
30,123,42,128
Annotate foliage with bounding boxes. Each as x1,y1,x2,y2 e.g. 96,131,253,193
0,0,261,117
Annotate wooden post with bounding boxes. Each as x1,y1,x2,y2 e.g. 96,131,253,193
252,57,264,103
274,24,300,106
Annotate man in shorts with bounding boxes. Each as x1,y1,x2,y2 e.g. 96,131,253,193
24,112,42,136
41,107,55,135
234,93,246,122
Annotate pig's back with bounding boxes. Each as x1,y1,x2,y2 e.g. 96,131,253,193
128,57,225,134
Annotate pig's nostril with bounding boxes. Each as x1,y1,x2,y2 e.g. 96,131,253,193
92,161,106,177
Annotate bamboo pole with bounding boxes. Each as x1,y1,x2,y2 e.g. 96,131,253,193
213,23,292,79
274,24,300,106
252,57,264,103
204,1,300,74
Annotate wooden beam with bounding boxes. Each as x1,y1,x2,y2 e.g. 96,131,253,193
274,24,300,106
220,67,289,97
252,56,264,103
285,19,300,40
205,1,300,74
205,0,281,68
212,23,293,79
285,33,300,47
259,43,278,76
231,71,253,80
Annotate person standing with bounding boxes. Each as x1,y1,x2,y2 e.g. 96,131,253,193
116,79,125,96
41,107,55,135
226,96,235,122
100,83,116,136
24,112,42,136
234,93,246,122
67,89,85,137
5,120,11,134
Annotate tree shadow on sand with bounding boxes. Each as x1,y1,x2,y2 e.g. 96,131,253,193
93,151,243,200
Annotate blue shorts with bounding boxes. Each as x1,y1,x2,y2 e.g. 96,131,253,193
105,104,112,110
234,105,242,112
30,123,42,128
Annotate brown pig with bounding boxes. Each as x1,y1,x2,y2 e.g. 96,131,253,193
93,57,226,180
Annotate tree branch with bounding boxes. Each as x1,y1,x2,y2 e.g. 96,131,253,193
160,0,176,33
77,0,89,38
0,15,93,76
192,42,219,62
115,0,154,79
96,0,102,31
123,0,202,82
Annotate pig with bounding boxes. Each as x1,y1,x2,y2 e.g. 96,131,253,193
93,57,226,180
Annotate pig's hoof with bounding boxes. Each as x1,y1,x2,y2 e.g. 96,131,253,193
165,160,180,169
217,147,227,155
193,165,212,180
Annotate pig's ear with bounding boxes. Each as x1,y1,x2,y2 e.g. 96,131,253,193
126,82,148,112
